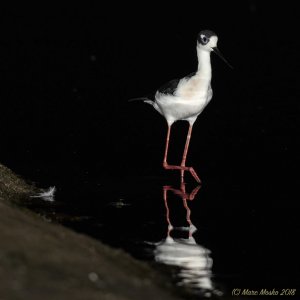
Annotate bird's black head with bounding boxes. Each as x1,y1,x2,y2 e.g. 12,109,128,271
197,30,216,45
196,29,233,68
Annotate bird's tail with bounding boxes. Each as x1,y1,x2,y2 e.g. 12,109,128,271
128,97,154,105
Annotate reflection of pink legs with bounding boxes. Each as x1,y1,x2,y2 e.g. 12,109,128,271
163,183,200,236
165,180,201,202
183,199,192,226
163,187,172,236
162,124,201,183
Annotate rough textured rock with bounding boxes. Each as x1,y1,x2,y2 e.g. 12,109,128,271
0,164,181,300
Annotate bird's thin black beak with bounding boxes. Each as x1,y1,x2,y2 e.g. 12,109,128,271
212,47,233,69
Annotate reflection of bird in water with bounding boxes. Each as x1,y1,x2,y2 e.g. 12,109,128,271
153,184,221,297
131,30,232,183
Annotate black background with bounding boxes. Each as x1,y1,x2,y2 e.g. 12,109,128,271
1,2,299,208
0,1,300,296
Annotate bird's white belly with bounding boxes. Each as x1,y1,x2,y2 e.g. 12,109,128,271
155,92,211,124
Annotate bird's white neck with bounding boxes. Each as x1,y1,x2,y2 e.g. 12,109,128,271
196,47,212,79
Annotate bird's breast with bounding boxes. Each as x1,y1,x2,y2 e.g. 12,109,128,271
176,77,210,101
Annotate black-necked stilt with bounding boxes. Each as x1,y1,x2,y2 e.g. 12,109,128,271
131,30,232,183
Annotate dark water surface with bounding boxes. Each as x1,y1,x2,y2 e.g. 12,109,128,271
15,169,300,298
1,2,300,298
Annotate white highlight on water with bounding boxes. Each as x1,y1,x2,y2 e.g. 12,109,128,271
31,186,56,202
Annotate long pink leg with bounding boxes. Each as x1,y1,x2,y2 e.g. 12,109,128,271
163,125,171,166
163,124,201,183
181,125,193,168
181,125,201,183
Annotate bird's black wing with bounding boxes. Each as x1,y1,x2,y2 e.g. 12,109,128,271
157,78,181,96
157,72,196,96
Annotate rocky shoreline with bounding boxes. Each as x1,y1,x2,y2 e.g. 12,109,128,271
0,163,182,300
